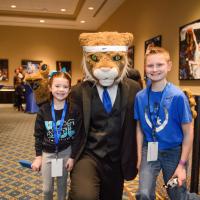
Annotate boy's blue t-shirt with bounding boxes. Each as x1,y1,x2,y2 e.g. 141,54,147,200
134,82,192,150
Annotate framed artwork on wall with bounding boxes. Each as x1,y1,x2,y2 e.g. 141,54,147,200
179,19,200,80
144,35,162,54
128,46,134,68
21,60,42,74
56,61,71,76
0,59,9,81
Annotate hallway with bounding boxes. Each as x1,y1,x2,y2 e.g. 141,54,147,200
0,104,175,199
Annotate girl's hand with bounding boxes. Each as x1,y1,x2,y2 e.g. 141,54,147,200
32,156,42,172
65,158,74,172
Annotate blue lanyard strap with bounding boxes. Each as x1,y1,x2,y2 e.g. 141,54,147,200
51,100,68,146
147,83,168,140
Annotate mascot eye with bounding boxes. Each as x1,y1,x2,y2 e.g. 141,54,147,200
112,55,122,61
90,54,99,62
41,64,47,71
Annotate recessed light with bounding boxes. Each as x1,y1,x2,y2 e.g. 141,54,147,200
11,5,16,8
88,7,94,10
40,20,45,23
60,8,66,12
80,20,86,23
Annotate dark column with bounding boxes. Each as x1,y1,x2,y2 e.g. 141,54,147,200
190,95,200,193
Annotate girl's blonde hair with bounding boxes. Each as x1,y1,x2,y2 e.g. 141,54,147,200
144,47,171,64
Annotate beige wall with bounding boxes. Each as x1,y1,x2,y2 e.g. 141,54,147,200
0,26,84,86
99,0,200,95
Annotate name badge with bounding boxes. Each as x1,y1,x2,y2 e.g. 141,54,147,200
51,158,63,177
147,142,158,162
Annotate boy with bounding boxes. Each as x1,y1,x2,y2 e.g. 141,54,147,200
134,47,198,199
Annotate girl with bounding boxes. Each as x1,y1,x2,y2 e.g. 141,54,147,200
32,71,82,200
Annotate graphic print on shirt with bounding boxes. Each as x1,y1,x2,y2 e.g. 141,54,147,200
45,118,75,142
144,106,169,133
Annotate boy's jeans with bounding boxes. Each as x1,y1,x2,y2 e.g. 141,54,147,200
136,145,188,200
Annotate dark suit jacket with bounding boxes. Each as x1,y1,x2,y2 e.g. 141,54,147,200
70,79,140,180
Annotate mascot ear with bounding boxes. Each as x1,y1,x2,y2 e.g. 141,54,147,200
121,33,134,46
39,64,50,79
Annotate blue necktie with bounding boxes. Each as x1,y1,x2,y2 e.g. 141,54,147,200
102,87,112,113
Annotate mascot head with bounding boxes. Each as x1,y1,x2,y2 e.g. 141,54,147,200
25,64,50,105
79,32,133,86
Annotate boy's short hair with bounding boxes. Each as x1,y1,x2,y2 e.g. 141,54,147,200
145,47,171,64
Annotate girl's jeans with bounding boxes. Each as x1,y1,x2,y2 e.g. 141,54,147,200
136,145,189,200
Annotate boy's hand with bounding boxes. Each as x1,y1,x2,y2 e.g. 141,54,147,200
32,156,42,172
65,158,74,172
172,164,186,186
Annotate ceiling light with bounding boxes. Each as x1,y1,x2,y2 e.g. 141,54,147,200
40,20,45,23
80,20,86,23
88,7,94,10
60,8,66,12
11,5,16,8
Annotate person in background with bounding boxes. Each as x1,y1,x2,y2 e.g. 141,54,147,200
127,68,143,88
134,47,199,200
13,68,25,109
14,77,25,111
31,71,82,200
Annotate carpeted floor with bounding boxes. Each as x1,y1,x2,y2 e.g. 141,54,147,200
1,104,198,200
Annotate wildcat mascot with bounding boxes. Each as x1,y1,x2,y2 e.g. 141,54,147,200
68,32,141,200
25,64,50,106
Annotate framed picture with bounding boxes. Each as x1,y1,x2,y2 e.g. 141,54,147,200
56,61,71,75
128,46,134,68
144,35,162,54
21,60,42,74
179,19,200,80
0,59,9,81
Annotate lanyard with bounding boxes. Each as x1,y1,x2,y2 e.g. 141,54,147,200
147,83,168,141
51,100,67,151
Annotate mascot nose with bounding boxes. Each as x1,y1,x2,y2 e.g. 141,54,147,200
100,67,111,72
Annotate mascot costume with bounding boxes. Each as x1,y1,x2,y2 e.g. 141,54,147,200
25,64,50,106
68,32,141,200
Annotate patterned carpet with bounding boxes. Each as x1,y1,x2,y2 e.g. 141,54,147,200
0,104,197,200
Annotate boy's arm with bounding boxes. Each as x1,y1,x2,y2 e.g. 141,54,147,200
173,122,194,186
136,121,144,170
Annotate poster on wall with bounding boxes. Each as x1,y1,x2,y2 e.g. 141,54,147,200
56,61,71,76
0,59,9,81
144,35,162,54
21,60,42,74
179,19,200,80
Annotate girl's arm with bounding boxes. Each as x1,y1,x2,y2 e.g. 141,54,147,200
32,109,45,171
34,110,45,157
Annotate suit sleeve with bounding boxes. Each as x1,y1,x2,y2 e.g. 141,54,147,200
68,86,84,159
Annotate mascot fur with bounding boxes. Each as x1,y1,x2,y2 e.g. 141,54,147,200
25,64,50,106
68,32,141,200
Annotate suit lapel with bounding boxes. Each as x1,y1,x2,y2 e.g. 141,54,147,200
120,80,129,127
82,82,92,134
